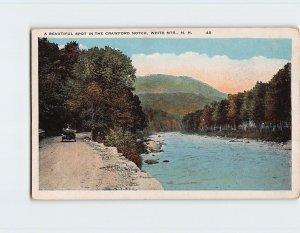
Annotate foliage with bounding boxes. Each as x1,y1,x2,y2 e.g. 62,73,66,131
38,38,80,135
212,99,228,131
200,104,214,130
143,107,180,132
66,46,147,138
182,110,203,132
265,63,291,127
38,38,147,166
227,92,244,129
104,128,142,168
39,39,147,137
182,63,291,142
240,91,253,124
252,81,268,128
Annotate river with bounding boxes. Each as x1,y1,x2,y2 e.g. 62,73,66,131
141,132,291,190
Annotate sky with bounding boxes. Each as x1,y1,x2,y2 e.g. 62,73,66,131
49,38,291,94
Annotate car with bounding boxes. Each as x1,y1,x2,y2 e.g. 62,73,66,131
62,127,76,142
39,129,46,140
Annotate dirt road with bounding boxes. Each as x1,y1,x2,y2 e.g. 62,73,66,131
39,133,163,190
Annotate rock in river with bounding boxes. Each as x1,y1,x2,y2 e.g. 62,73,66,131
144,159,159,165
143,139,162,153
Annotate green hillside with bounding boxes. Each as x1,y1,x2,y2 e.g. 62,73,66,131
134,74,227,132
135,74,227,100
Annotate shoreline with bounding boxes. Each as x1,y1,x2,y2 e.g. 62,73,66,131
197,134,292,151
147,131,291,151
84,137,164,190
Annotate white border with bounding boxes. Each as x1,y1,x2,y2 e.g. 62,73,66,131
32,27,300,200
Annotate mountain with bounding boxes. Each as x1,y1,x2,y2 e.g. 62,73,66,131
135,74,227,100
134,74,227,132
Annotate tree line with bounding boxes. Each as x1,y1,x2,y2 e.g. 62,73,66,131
38,38,147,166
182,63,291,141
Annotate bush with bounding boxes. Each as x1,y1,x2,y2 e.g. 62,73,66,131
104,128,142,168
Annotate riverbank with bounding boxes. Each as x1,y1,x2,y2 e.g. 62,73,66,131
142,131,291,158
198,133,292,151
39,133,163,190
189,129,291,143
226,137,292,150
84,137,164,190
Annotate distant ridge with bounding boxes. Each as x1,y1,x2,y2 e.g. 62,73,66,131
135,74,227,100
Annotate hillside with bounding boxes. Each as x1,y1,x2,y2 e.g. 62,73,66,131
135,74,227,100
135,74,227,132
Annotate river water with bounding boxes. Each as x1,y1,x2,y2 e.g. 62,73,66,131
141,132,291,190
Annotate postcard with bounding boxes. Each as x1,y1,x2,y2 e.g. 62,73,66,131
31,28,300,199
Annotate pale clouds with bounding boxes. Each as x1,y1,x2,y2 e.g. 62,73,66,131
58,43,88,50
132,52,289,94
79,44,88,50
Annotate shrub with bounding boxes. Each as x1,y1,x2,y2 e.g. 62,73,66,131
104,128,142,168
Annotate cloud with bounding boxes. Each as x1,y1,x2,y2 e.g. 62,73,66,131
79,44,88,50
131,52,289,94
58,44,65,50
58,43,88,50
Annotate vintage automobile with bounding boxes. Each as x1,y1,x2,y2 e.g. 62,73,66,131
61,127,76,142
39,129,46,140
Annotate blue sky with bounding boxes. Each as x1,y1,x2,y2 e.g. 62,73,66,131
48,38,291,60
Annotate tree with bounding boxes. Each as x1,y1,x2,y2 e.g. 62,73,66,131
265,63,291,130
67,46,146,139
58,41,80,83
240,90,254,129
200,104,214,131
212,99,228,131
182,63,291,141
227,93,244,130
182,110,203,132
251,81,268,130
38,39,80,135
